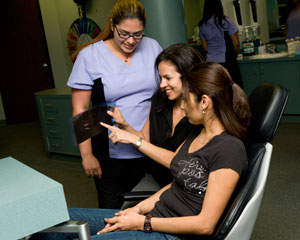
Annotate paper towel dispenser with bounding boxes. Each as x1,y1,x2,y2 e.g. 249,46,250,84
250,0,258,23
233,0,243,26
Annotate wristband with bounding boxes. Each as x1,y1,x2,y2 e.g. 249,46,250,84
144,214,152,233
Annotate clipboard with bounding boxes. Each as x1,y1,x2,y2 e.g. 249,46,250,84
72,104,115,144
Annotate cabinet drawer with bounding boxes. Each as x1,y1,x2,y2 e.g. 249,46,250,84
44,112,60,125
46,126,64,139
47,138,80,156
46,124,75,139
43,112,72,125
48,138,65,153
42,98,72,114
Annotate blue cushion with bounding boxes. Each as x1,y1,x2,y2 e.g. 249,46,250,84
0,157,69,239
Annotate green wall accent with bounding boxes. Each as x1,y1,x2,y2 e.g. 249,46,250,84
183,0,204,40
140,0,188,49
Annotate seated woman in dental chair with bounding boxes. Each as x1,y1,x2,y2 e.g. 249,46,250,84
32,62,251,240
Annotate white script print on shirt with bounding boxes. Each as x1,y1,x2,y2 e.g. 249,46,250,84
177,158,208,194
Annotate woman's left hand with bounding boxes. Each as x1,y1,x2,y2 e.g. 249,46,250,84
97,212,145,234
100,122,138,145
106,107,128,129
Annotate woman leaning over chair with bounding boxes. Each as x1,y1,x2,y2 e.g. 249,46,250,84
108,43,205,188
32,63,251,240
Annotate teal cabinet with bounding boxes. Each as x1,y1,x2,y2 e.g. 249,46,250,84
239,57,300,114
260,61,300,114
35,89,80,157
238,63,261,95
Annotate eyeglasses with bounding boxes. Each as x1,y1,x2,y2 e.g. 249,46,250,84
114,25,144,40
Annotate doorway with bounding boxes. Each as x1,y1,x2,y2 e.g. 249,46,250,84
0,0,55,124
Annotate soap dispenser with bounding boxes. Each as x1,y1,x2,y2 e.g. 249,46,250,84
242,27,255,56
252,25,262,55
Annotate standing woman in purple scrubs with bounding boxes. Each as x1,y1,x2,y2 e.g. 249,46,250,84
67,0,162,209
198,0,243,88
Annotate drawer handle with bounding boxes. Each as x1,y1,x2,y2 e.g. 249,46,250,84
45,104,52,107
49,130,57,134
52,144,60,148
47,117,55,121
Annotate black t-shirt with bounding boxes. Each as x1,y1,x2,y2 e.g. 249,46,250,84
150,127,247,239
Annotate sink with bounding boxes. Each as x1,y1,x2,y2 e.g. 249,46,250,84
248,52,288,60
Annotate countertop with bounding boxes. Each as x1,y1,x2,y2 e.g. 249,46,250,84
238,54,300,64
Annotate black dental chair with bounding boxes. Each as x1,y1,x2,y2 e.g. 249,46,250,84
213,81,289,239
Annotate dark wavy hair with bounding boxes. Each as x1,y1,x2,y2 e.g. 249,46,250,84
154,43,205,112
182,62,251,140
198,0,227,28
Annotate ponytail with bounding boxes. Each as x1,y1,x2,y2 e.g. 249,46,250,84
220,82,251,140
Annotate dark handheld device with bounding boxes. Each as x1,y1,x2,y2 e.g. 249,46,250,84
72,104,115,144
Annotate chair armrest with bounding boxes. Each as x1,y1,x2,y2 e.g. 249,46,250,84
122,191,156,201
41,221,91,240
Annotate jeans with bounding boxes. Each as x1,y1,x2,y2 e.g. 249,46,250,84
31,208,181,240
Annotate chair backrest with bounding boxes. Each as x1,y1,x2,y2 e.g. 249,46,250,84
247,82,289,143
224,143,272,240
213,82,289,240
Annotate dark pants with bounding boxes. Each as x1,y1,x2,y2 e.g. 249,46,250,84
223,30,244,88
94,154,150,209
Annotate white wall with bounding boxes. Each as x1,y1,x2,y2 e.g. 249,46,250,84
257,0,269,42
38,0,117,88
222,0,235,23
183,0,205,40
222,0,269,43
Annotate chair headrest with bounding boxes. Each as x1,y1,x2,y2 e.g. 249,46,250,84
247,82,289,142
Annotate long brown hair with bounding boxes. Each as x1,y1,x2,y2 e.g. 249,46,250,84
183,62,251,140
71,0,146,61
154,43,205,112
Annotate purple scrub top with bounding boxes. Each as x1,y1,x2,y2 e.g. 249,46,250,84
67,37,162,159
199,17,238,63
287,10,300,39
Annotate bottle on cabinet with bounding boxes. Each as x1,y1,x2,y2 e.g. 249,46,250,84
252,25,262,55
242,27,255,56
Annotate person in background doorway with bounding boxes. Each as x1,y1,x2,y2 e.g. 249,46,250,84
283,0,300,39
108,43,205,188
67,0,162,209
198,0,243,88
